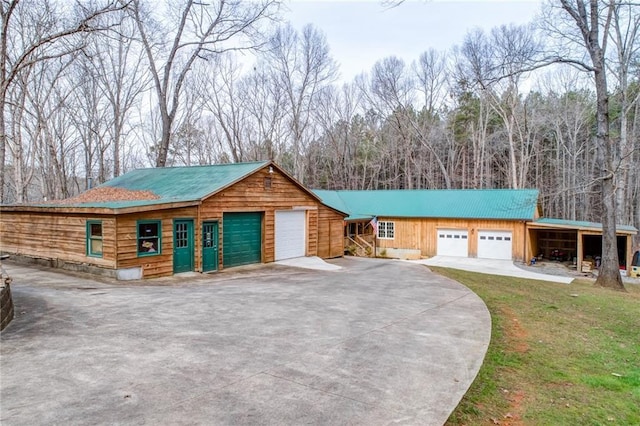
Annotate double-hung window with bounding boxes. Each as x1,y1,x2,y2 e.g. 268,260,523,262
377,221,395,239
86,221,103,257
138,221,161,256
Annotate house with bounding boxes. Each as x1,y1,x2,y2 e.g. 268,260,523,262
0,161,345,279
313,189,637,273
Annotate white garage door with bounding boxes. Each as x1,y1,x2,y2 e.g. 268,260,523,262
437,229,469,257
478,231,513,260
275,210,306,261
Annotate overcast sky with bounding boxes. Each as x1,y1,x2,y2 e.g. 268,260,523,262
283,0,543,82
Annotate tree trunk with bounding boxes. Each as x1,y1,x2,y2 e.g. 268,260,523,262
0,99,6,203
156,105,171,167
593,66,624,290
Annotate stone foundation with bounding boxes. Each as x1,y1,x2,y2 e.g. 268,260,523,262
5,254,118,279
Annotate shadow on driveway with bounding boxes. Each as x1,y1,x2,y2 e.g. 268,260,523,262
0,257,490,425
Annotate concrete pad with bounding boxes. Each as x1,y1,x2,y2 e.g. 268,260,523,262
0,258,490,425
414,256,574,284
275,255,342,271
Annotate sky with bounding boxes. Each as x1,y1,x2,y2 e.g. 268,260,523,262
284,0,543,82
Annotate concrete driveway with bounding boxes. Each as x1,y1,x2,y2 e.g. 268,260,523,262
0,258,490,425
417,256,574,284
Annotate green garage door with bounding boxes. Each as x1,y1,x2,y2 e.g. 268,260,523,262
223,212,262,268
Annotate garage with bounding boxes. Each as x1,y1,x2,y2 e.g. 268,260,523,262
437,229,469,257
223,212,263,268
275,210,306,261
477,231,512,260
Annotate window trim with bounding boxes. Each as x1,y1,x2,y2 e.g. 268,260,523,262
137,220,162,257
86,220,103,258
377,221,395,240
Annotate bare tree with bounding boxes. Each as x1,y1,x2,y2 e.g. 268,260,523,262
458,24,541,189
89,9,149,177
267,23,337,181
535,69,596,221
130,0,279,168
414,49,449,115
551,0,628,290
197,55,248,163
608,2,640,226
69,55,110,188
310,82,364,189
238,63,287,161
0,0,127,203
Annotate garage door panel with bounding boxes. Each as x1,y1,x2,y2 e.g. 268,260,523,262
437,229,469,257
478,231,512,260
223,212,262,267
275,210,306,260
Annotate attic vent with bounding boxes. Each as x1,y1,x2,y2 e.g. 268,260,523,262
264,177,272,190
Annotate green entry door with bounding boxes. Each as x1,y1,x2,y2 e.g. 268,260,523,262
223,212,262,268
202,221,219,272
173,219,194,273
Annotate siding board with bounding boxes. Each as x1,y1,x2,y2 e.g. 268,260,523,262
0,212,117,268
200,167,322,269
375,217,527,261
115,206,198,278
317,205,345,258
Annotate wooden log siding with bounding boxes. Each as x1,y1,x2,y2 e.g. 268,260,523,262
317,205,345,258
375,218,528,261
0,164,345,279
116,206,198,279
0,211,117,268
199,167,320,270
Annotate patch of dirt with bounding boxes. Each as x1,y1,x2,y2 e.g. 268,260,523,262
497,390,525,426
49,187,160,205
501,306,529,354
493,307,528,425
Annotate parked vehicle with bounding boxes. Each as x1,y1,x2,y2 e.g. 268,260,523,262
630,251,640,278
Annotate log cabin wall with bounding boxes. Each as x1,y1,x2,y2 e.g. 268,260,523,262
0,211,117,269
375,217,528,261
116,206,198,279
0,164,346,280
317,205,345,258
199,166,323,270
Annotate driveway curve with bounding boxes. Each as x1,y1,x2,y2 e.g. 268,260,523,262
0,257,490,426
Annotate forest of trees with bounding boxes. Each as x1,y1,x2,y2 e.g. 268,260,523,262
1,1,639,236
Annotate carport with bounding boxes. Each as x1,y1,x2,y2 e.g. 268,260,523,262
526,218,637,273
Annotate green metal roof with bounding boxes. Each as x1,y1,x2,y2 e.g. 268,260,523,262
313,189,540,221
50,161,269,209
533,218,638,233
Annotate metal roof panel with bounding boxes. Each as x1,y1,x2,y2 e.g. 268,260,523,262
32,161,270,209
533,218,638,233
313,189,539,221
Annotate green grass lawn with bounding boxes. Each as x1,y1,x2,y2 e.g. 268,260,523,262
436,268,640,426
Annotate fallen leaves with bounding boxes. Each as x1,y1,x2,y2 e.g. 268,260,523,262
50,186,160,204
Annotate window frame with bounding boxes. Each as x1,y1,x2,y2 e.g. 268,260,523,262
86,220,104,258
137,220,162,257
377,221,395,240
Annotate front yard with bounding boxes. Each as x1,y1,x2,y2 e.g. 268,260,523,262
440,269,640,425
